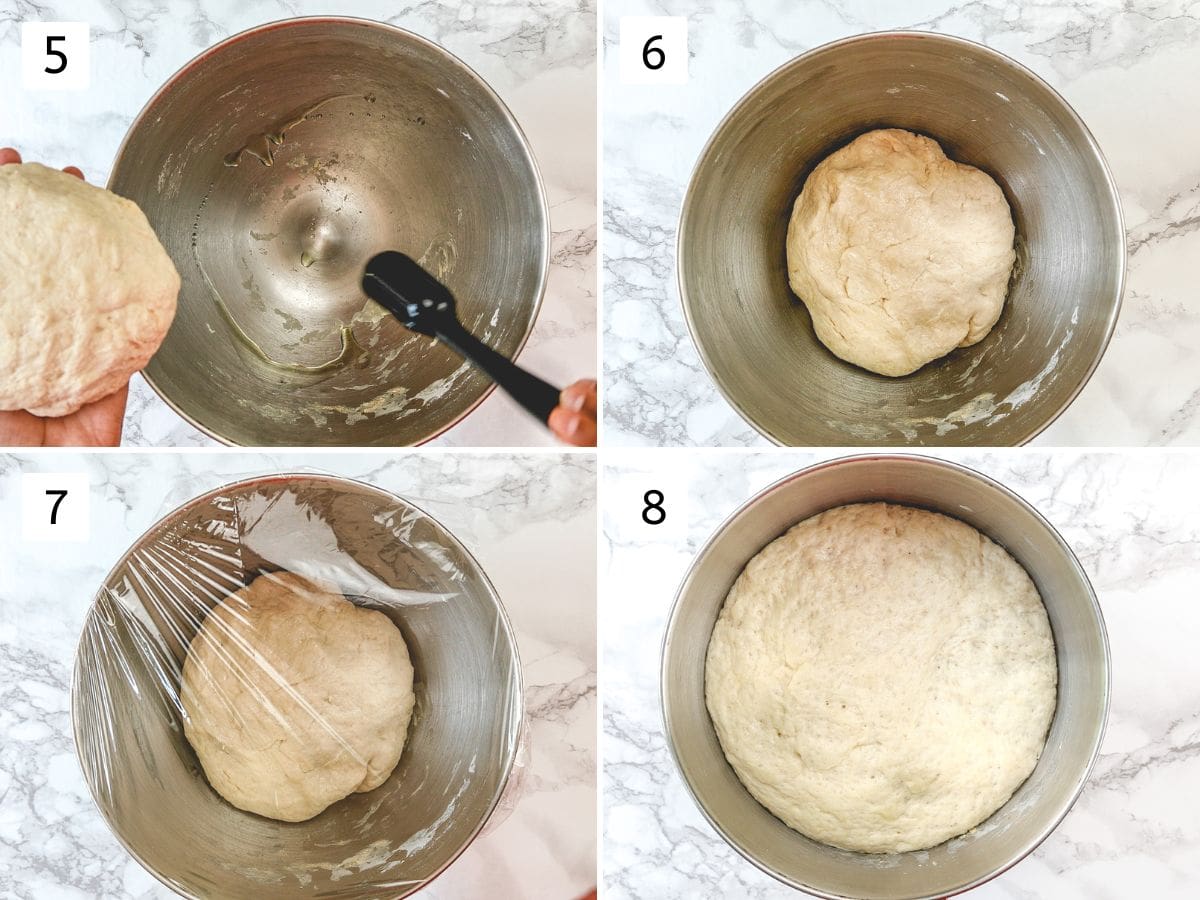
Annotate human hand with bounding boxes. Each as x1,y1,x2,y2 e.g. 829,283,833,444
0,148,128,447
549,379,597,447
0,383,129,447
1,146,84,179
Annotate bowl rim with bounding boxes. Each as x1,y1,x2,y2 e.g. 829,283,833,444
660,452,1112,899
110,15,551,447
69,470,525,900
675,30,1127,447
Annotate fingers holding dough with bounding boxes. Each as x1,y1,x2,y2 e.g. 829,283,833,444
0,163,178,416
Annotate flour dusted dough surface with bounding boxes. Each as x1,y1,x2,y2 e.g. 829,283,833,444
705,503,1056,854
786,129,1016,377
181,571,416,823
0,163,179,416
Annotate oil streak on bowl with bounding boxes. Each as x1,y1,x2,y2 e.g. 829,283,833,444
112,17,548,446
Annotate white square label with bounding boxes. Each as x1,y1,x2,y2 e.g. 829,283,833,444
619,16,688,85
21,22,90,91
634,467,689,545
21,472,90,542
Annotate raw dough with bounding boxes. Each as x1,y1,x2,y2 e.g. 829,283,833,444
705,503,1056,853
181,571,416,822
0,163,179,416
786,129,1016,376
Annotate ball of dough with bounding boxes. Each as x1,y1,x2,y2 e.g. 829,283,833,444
786,129,1016,376
705,503,1056,854
181,572,416,823
0,163,179,416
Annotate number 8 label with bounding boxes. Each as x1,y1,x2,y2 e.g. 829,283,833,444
642,490,667,525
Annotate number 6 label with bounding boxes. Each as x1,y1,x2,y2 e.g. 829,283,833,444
21,22,90,91
619,16,688,85
21,472,90,542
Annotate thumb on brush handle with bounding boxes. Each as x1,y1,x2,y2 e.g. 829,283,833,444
436,320,561,424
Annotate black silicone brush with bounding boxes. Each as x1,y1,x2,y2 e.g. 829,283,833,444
362,251,561,425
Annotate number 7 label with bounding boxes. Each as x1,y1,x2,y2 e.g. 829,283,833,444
20,472,90,542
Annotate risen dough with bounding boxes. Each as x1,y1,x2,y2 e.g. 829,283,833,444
786,129,1016,376
705,503,1056,853
0,163,179,416
181,571,415,822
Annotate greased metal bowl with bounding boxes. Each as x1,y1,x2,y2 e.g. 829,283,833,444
72,474,522,899
662,454,1109,899
678,32,1124,446
111,17,548,446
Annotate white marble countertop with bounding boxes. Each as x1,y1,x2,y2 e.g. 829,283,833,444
602,449,1200,898
0,451,596,898
602,0,1200,446
0,0,596,447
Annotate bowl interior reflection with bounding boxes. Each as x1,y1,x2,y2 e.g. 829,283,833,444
663,455,1108,899
678,33,1124,446
111,19,547,446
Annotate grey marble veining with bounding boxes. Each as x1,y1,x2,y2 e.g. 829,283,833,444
0,451,597,898
0,0,596,447
602,449,1200,898
602,0,1200,446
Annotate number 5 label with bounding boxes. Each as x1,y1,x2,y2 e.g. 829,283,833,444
21,22,90,91
21,472,90,542
619,16,688,85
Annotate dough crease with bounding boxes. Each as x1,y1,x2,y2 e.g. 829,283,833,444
0,163,179,416
705,503,1057,853
181,571,416,822
786,129,1015,376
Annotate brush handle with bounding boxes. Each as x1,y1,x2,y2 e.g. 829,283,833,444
436,319,561,424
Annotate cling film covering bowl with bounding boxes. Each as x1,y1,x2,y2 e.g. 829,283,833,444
71,473,523,899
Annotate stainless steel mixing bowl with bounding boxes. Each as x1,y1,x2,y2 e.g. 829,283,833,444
72,474,522,899
678,32,1125,446
111,17,548,445
662,454,1109,899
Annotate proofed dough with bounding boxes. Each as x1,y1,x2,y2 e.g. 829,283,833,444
0,163,179,416
786,129,1016,376
181,571,416,823
705,503,1056,853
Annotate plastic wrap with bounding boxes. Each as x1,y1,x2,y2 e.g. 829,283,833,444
72,473,525,899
